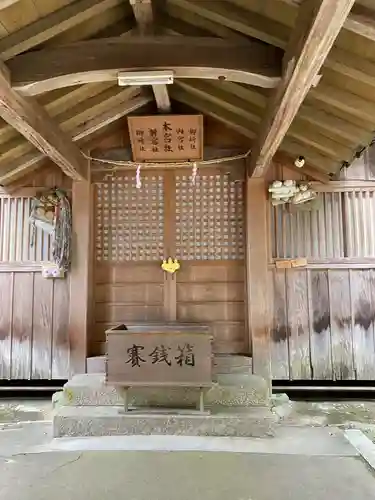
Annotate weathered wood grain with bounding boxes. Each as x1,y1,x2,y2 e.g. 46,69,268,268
308,269,333,379
11,272,33,379
0,273,13,379
52,277,70,379
249,0,355,176
270,269,290,379
0,61,86,181
286,269,311,379
8,36,282,91
328,269,355,380
32,273,54,379
349,269,375,379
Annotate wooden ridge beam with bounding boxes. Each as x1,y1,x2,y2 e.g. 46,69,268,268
129,0,171,112
0,61,86,181
248,0,355,178
0,93,151,184
8,36,282,95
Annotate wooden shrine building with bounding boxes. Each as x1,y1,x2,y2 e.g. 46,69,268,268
1,0,375,386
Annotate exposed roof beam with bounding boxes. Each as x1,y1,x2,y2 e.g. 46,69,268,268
248,0,355,177
0,61,86,181
130,0,154,33
0,0,127,61
176,80,353,162
0,87,143,164
8,36,282,95
0,93,151,184
231,0,375,42
0,0,20,9
171,1,375,95
170,85,331,183
129,0,171,112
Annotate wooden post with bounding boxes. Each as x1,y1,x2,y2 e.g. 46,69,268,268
245,177,271,392
68,160,92,375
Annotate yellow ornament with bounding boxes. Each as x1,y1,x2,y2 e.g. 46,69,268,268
161,257,180,274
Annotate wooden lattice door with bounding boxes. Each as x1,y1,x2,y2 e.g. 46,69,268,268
94,168,246,354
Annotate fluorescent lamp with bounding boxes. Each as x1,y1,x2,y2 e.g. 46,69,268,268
118,70,174,86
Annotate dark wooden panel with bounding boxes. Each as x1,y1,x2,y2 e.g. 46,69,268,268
95,304,164,323
11,272,33,379
177,302,244,322
32,273,53,379
0,272,12,379
270,269,290,380
95,263,164,284
96,283,163,304
52,277,70,379
349,269,375,380
177,282,244,302
309,270,333,380
286,269,311,380
177,262,245,283
328,269,355,380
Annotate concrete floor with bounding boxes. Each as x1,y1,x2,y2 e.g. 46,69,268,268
1,448,375,500
1,398,375,499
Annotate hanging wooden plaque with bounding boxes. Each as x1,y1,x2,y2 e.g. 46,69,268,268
128,114,203,163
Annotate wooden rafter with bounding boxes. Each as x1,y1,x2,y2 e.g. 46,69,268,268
0,0,19,9
0,93,152,184
175,80,353,163
248,0,356,177
0,0,128,61
129,0,171,112
0,62,86,181
8,36,282,95
170,85,331,183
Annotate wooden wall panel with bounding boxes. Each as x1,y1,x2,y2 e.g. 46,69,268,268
349,270,375,380
52,277,70,379
0,273,13,379
270,267,375,381
176,262,246,354
270,269,289,379
286,269,311,380
308,270,333,380
328,270,355,380
11,272,33,379
0,270,70,380
32,273,54,379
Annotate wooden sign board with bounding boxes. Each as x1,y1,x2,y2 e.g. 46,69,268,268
106,327,212,387
128,115,203,163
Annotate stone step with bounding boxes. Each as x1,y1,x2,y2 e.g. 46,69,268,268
53,405,276,438
61,372,269,408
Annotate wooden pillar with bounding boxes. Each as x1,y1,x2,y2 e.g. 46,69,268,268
68,163,93,375
245,177,271,391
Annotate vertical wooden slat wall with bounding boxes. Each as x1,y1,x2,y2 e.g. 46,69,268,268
270,166,375,380
0,196,70,380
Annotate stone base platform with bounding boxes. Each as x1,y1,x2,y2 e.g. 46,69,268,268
53,406,276,438
61,372,269,409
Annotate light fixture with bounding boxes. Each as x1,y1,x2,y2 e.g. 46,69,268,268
118,70,174,86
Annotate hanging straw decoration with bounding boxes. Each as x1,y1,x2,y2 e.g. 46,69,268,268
191,162,198,185
135,164,142,189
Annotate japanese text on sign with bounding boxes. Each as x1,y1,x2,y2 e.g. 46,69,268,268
126,343,195,368
106,329,212,387
128,115,203,163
